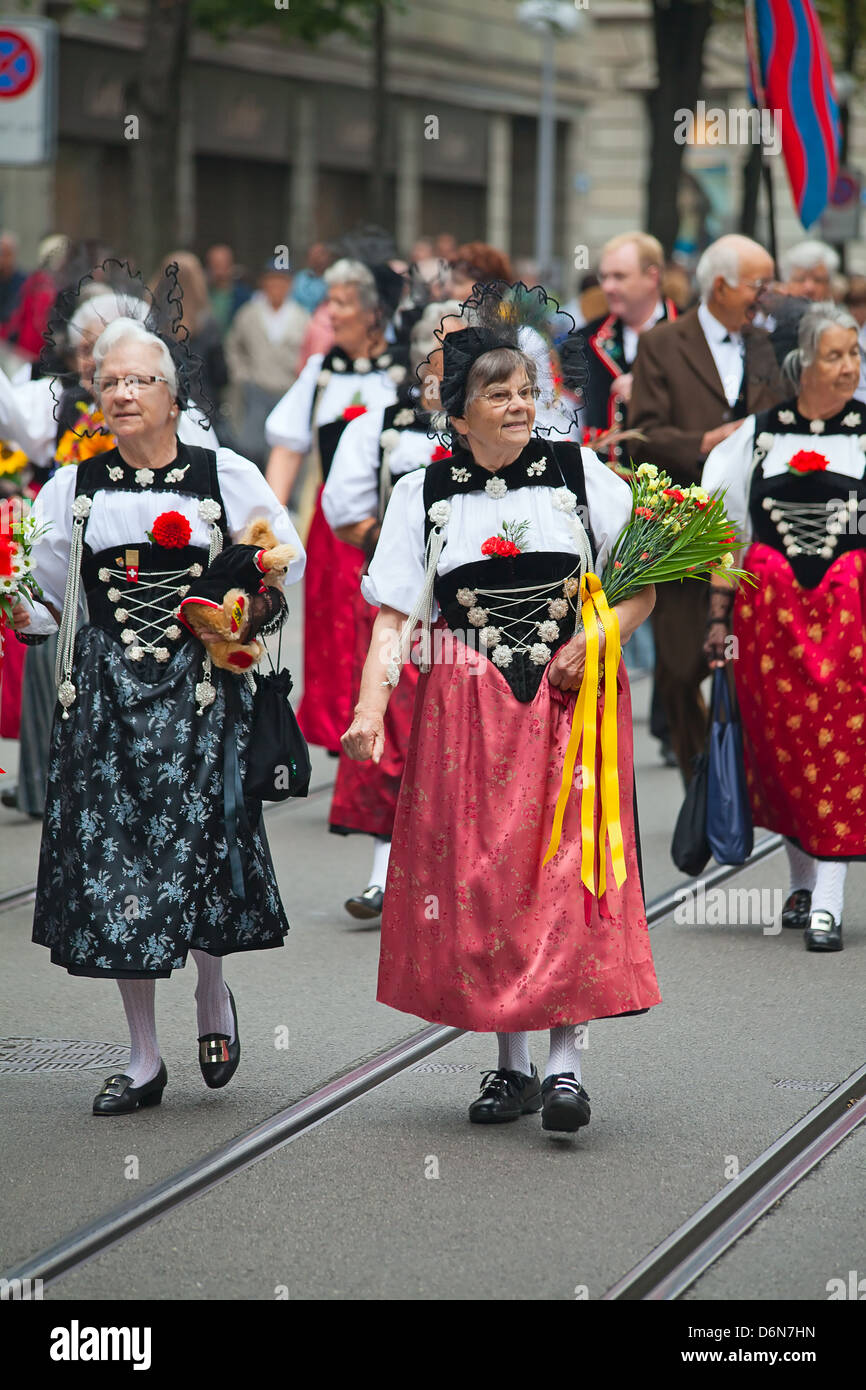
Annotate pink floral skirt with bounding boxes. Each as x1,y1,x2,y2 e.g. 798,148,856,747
378,632,662,1031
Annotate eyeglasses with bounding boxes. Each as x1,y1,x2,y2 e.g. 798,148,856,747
741,279,773,293
96,375,171,395
477,385,540,408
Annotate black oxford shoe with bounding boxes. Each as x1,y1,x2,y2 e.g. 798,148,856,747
541,1073,591,1133
468,1065,542,1124
804,910,843,952
781,889,812,928
92,1060,167,1115
344,886,384,920
198,987,241,1088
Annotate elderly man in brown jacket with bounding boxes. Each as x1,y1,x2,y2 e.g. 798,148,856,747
628,234,785,779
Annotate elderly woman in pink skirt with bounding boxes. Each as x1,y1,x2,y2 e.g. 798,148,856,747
342,311,660,1136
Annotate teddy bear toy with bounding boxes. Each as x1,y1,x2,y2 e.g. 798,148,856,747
177,517,294,671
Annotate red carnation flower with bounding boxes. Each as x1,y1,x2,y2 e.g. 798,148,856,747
663,487,686,503
787,449,829,474
149,510,192,549
343,405,367,422
431,445,451,462
0,539,14,576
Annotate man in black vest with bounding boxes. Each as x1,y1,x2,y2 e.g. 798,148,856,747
572,232,677,467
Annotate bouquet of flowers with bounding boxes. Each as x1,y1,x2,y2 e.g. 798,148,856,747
0,505,49,625
600,462,753,606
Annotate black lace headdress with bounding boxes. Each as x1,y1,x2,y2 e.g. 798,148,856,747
422,280,586,443
41,259,213,437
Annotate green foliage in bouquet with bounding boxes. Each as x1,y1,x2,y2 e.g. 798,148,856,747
600,462,755,608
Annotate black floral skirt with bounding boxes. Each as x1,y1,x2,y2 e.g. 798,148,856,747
32,626,289,977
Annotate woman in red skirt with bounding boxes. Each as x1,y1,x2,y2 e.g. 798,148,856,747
264,259,406,752
342,290,660,1134
703,302,865,953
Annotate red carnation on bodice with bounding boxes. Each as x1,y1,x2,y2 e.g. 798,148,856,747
149,510,192,549
431,445,451,462
342,405,367,422
787,449,830,474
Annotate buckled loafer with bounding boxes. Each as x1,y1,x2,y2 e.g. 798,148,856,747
804,910,843,952
344,886,384,920
198,987,240,1088
781,889,812,928
541,1073,591,1133
92,1060,167,1115
468,1065,542,1123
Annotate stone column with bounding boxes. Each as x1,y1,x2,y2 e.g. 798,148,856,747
289,90,317,256
486,112,512,254
396,105,420,254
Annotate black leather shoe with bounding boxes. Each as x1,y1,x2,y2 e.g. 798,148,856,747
468,1066,542,1124
782,889,812,928
541,1073,591,1133
344,886,384,920
0,785,18,809
804,910,843,952
92,1060,167,1115
198,987,240,1088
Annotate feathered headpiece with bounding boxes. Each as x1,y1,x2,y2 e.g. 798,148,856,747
422,280,586,442
41,259,213,437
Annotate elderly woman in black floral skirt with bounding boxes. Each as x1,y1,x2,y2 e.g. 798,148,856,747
12,316,305,1114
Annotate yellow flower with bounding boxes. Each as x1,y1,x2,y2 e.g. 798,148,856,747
720,552,734,568
636,463,658,479
689,485,709,504
671,520,682,534
0,442,27,477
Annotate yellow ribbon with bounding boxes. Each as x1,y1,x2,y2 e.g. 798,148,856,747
542,572,626,895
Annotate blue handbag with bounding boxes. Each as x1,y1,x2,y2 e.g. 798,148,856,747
706,668,753,865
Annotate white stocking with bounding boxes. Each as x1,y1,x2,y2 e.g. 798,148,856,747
496,1031,532,1076
191,949,234,1039
116,979,161,1087
545,1025,587,1082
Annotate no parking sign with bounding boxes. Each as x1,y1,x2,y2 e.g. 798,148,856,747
0,16,57,165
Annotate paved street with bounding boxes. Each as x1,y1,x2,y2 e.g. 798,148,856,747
1,610,864,1302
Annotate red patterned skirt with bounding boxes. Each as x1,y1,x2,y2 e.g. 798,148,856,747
0,619,24,739
329,582,420,837
735,544,866,859
296,488,365,752
377,631,661,1031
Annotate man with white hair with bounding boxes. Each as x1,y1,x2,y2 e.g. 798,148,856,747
779,240,839,302
628,233,785,779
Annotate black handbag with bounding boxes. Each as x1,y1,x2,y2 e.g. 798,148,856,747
244,632,311,801
671,743,712,877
